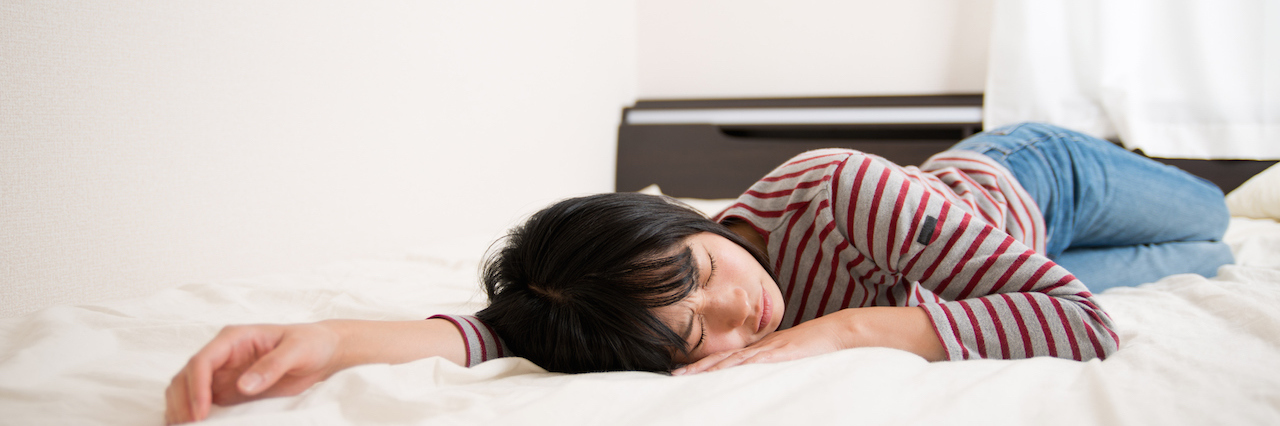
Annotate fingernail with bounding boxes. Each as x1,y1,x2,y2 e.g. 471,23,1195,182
671,368,685,376
239,373,263,392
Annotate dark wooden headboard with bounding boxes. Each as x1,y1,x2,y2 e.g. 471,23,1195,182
616,95,1273,199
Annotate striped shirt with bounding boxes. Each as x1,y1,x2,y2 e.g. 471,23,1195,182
428,314,507,367
439,148,1119,365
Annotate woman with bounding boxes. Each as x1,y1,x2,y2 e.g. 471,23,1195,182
164,123,1233,424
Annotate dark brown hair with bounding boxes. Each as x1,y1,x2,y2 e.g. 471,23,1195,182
475,193,772,373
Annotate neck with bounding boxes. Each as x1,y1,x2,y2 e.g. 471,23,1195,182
726,221,768,258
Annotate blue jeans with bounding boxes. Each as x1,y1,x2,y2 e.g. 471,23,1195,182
951,123,1234,292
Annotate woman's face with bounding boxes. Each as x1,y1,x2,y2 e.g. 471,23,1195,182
655,232,785,365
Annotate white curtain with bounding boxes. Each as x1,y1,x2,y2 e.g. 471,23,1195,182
984,0,1279,160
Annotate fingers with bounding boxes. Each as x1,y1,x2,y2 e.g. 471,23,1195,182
166,352,219,425
235,332,311,397
673,352,729,375
698,351,756,373
165,372,191,425
673,348,765,375
162,352,212,424
672,338,805,375
164,323,335,423
236,348,288,396
164,325,275,424
186,328,245,420
188,355,212,421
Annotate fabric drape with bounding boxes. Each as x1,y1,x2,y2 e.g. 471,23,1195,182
984,0,1279,160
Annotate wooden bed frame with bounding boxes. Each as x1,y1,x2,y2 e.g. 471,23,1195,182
616,95,1274,199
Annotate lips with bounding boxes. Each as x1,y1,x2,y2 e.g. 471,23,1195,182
756,285,772,333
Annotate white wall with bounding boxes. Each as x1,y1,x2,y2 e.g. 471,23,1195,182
1,1,636,317
2,1,991,318
637,0,992,98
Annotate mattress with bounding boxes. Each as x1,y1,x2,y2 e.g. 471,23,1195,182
2,217,1279,425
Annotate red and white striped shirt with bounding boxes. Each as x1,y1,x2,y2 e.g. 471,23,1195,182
716,148,1116,361
440,148,1119,365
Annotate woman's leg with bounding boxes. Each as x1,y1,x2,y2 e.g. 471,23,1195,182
950,122,1234,289
1051,242,1234,292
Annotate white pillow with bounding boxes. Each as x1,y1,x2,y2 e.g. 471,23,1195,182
637,184,738,218
1226,163,1280,220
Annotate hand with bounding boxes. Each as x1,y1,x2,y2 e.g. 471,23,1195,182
670,307,945,375
163,319,469,424
672,311,854,375
164,323,342,425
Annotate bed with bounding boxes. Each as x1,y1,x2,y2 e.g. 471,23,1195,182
4,99,1280,425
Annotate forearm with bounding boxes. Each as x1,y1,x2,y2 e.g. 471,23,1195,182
833,307,947,362
674,306,947,375
324,318,467,370
920,292,1118,361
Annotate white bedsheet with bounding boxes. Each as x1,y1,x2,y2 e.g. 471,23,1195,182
3,219,1279,425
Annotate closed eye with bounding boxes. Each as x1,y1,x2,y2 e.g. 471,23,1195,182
691,252,718,351
708,251,718,282
696,314,707,350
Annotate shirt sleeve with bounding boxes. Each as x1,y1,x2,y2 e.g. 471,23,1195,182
427,314,510,367
829,153,1119,361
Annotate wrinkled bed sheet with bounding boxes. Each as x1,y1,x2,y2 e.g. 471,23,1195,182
2,219,1279,425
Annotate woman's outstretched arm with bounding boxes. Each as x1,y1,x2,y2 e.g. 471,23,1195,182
164,319,465,425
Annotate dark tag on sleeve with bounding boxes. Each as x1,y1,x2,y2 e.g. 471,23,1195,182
917,215,937,245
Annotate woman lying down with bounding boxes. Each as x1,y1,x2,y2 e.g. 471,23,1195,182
164,123,1234,424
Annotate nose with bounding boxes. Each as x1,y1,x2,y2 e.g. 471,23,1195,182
705,285,750,332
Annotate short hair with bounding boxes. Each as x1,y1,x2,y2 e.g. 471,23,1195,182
475,193,772,373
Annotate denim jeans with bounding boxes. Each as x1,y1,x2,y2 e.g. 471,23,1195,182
951,123,1234,292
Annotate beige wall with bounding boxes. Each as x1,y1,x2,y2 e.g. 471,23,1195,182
637,0,992,98
0,1,637,317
